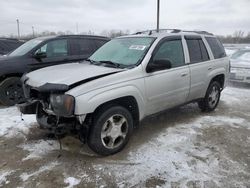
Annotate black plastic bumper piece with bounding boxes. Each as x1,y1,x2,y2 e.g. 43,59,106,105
17,101,38,114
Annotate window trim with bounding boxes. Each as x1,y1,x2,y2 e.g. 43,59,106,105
146,36,186,72
185,37,210,64
205,37,226,59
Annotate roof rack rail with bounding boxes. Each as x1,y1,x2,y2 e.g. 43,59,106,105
134,29,213,36
134,29,181,35
182,30,213,36
57,34,109,39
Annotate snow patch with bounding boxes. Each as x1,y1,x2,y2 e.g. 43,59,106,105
64,177,81,188
0,107,36,138
19,140,62,160
0,170,14,186
221,87,250,105
20,162,59,181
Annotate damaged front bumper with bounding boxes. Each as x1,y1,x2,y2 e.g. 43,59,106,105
17,100,39,114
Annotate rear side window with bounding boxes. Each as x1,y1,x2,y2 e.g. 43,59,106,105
70,38,96,56
95,40,108,48
205,37,226,59
186,38,209,63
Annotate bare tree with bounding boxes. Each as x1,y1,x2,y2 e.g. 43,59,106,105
233,30,245,43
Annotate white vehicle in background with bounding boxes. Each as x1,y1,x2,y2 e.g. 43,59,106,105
230,49,250,83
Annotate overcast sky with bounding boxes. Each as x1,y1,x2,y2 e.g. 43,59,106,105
0,0,250,36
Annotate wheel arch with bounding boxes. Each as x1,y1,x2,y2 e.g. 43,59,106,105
91,96,140,127
0,73,23,83
209,74,225,89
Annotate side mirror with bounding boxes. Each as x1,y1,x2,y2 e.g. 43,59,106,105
146,59,172,73
33,51,47,59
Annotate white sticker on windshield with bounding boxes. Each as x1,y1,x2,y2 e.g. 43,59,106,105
129,45,147,51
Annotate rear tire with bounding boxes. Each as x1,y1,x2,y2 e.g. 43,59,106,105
198,81,221,112
87,105,134,156
0,77,25,106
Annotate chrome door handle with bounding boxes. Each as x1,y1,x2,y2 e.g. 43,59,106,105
181,73,188,77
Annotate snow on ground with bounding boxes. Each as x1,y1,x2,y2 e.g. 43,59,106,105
19,140,61,161
0,170,14,186
0,107,36,138
225,48,237,56
93,115,250,187
64,177,81,188
20,161,59,182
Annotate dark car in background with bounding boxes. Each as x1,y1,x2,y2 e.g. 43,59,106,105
0,35,110,106
0,38,24,56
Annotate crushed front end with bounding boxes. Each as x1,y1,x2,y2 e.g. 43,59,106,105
18,77,88,141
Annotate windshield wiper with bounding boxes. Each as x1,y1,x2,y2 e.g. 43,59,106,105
99,61,121,68
85,58,97,64
86,59,123,68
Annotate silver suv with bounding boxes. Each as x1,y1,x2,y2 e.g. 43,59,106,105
19,29,230,155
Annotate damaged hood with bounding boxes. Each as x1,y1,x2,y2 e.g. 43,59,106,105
26,62,123,88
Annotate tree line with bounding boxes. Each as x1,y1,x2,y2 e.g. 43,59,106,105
218,31,250,44
2,30,250,44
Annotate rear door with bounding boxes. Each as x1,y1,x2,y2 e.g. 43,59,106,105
68,38,97,61
30,39,70,71
185,36,212,101
144,36,190,115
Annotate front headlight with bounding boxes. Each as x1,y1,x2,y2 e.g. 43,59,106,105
50,94,75,117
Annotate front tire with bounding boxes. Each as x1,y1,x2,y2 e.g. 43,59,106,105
198,81,221,112
0,77,25,106
87,105,134,156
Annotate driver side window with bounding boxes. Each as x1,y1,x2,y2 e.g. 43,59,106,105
35,39,68,58
153,39,185,68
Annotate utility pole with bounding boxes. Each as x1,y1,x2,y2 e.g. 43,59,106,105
32,26,35,38
76,22,78,34
157,0,160,32
16,19,20,39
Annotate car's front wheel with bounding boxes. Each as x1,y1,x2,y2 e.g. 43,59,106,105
0,77,25,106
198,81,221,112
87,105,134,156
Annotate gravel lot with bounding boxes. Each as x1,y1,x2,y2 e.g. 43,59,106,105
0,84,250,188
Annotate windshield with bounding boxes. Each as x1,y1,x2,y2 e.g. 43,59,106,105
9,38,43,56
89,37,155,67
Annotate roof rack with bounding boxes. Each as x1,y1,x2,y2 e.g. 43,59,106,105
134,29,213,36
57,34,109,39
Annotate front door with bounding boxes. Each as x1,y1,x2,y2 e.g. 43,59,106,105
144,37,190,115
